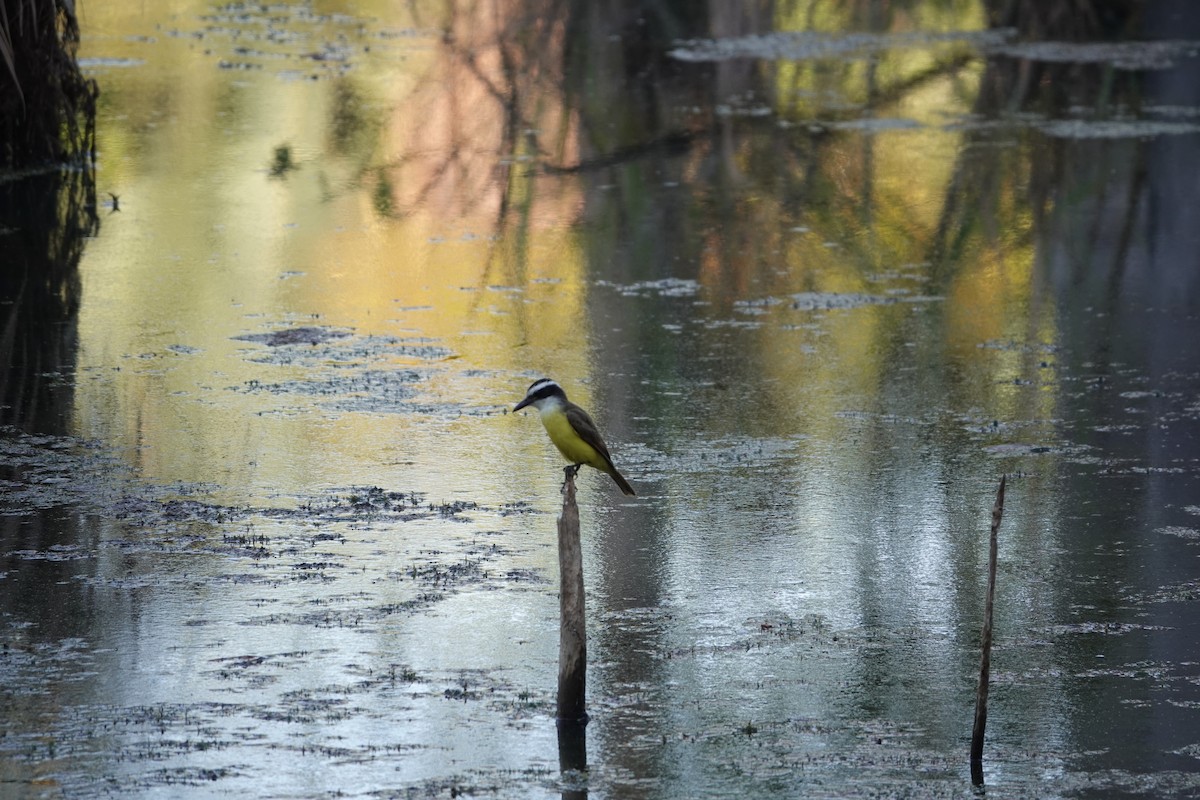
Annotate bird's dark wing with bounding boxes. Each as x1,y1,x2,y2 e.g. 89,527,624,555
565,403,614,464
565,402,635,495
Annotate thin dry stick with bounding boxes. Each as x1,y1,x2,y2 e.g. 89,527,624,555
971,474,1006,783
556,467,587,725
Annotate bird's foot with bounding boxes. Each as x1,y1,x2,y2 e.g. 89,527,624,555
562,464,582,490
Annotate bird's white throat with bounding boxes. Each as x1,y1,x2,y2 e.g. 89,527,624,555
534,395,565,416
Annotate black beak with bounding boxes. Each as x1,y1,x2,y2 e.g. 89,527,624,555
513,396,532,412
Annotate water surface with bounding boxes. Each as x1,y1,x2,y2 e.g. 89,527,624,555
3,1,1200,797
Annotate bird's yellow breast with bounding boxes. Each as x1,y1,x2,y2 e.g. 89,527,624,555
540,406,607,470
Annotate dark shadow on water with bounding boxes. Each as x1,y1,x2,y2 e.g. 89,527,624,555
1,0,98,433
0,163,99,650
0,166,97,434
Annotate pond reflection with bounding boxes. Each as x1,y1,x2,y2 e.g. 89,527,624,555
3,0,1200,797
0,167,97,433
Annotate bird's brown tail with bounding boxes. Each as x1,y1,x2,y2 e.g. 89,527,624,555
609,468,636,496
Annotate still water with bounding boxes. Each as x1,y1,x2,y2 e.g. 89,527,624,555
4,1,1200,797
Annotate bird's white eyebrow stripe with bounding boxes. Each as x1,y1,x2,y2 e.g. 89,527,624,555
525,378,560,396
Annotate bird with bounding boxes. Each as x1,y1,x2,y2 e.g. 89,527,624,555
513,378,635,496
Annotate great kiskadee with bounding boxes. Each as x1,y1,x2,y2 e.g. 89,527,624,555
513,378,636,496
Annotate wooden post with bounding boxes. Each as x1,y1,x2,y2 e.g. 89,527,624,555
971,474,1006,785
557,467,588,725
557,720,588,800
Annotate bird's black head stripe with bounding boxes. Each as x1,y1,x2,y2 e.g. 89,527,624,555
526,379,565,402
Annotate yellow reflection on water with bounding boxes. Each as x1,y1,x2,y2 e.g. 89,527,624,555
73,0,1058,513
75,0,595,503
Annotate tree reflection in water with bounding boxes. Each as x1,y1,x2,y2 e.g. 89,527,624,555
2,0,1199,796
